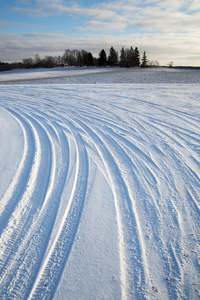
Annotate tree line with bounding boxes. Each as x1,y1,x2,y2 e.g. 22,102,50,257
0,46,159,71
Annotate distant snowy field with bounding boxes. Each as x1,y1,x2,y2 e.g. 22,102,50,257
0,68,200,299
0,67,116,83
1,66,200,84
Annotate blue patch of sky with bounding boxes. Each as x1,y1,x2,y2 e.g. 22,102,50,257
0,1,28,28
80,0,108,6
0,0,15,11
42,15,86,36
179,5,194,14
0,0,86,36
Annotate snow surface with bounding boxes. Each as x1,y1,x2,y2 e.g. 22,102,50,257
0,68,200,299
0,67,119,83
1,67,200,84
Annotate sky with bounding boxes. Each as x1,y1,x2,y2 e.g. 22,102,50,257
0,0,200,66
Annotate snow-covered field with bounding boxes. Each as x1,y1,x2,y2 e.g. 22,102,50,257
0,67,118,83
0,68,200,299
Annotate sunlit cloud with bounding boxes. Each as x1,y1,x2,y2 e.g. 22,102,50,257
189,0,200,11
79,20,128,31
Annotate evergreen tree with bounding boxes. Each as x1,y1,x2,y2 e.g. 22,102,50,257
98,49,107,67
134,47,140,66
127,46,135,67
141,51,148,67
107,46,118,67
87,52,94,66
119,47,127,67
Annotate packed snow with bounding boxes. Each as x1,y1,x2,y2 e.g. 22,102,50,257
0,67,200,299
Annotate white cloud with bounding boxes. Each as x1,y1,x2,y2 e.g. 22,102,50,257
156,0,188,11
11,0,200,33
13,2,126,22
22,33,67,39
0,18,35,29
0,19,12,28
79,20,127,31
189,0,200,11
130,10,200,32
1,31,199,66
63,6,124,21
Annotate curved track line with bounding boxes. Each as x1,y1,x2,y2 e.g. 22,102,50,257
0,109,34,232
0,114,71,299
29,117,88,300
0,111,55,297
70,117,149,299
45,90,200,298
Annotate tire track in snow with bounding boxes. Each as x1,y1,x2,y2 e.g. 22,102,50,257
0,111,71,299
68,116,149,299
42,89,200,298
0,110,55,297
139,115,200,220
68,94,200,298
121,111,200,297
104,121,190,299
0,110,49,269
0,109,35,232
76,113,185,299
29,117,88,300
2,121,70,300
59,89,199,298
128,111,200,298
0,85,199,299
